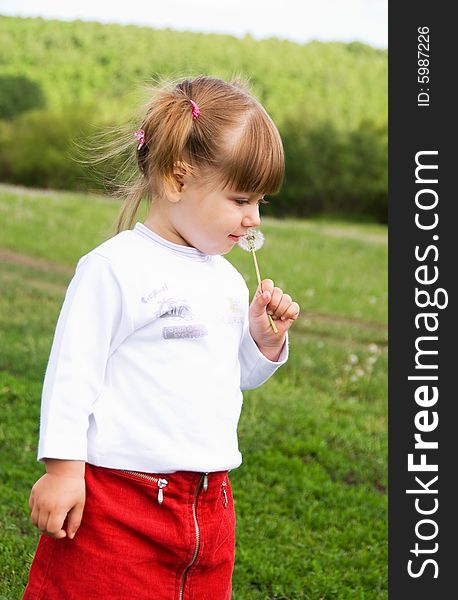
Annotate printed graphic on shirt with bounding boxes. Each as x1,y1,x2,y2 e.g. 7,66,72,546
141,283,169,304
157,298,193,320
162,325,209,339
220,297,244,325
152,295,207,339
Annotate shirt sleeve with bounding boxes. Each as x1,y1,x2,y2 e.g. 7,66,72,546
37,252,125,463
238,321,289,391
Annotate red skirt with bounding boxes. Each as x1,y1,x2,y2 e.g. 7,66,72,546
23,463,236,600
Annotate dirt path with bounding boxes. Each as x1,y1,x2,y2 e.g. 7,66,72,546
316,225,387,245
261,217,387,245
299,310,386,332
0,248,73,276
0,269,67,294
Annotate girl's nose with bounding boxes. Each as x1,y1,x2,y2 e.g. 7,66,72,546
242,205,261,228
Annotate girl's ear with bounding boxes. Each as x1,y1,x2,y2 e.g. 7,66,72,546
164,162,188,202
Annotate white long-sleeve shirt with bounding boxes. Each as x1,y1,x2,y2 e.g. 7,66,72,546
38,222,288,473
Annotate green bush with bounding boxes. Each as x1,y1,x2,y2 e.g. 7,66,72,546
0,75,46,120
0,107,97,189
268,118,387,222
0,108,387,222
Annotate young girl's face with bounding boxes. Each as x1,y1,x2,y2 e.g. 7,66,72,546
158,171,264,255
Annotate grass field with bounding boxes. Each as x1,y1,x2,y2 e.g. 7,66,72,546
0,184,387,599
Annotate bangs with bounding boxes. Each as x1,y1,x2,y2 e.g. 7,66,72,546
209,109,285,195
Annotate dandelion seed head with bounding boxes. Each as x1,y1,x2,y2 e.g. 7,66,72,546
237,229,265,252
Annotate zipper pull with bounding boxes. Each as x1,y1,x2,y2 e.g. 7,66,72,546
157,478,168,505
221,480,228,508
203,472,209,492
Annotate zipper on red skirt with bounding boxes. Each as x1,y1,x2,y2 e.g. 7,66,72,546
179,472,208,600
117,470,168,505
221,480,228,508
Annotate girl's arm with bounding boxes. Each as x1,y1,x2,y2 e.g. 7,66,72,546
29,459,86,540
38,252,125,464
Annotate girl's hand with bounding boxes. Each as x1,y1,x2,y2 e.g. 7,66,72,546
249,279,300,361
29,461,86,540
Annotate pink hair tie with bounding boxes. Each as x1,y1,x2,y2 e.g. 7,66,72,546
190,100,200,120
134,129,145,150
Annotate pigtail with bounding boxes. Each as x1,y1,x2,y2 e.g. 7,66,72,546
113,80,201,234
141,87,199,186
114,178,148,234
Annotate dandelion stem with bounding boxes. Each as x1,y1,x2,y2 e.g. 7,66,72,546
251,250,278,334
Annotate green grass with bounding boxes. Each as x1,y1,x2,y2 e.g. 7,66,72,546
0,184,387,599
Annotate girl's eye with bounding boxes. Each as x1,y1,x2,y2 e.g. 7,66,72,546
234,198,269,206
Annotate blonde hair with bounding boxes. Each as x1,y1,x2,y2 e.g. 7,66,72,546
111,74,285,233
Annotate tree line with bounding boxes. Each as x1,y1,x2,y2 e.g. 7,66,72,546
0,16,387,221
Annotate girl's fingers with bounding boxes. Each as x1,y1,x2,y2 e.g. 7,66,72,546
66,503,85,539
259,279,274,294
30,505,39,528
37,509,50,534
258,281,299,322
279,301,300,321
270,293,292,318
266,287,284,314
46,510,67,538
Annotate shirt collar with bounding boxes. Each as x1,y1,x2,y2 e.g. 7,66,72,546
133,222,211,262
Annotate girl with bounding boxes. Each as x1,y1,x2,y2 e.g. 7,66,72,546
23,75,300,600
